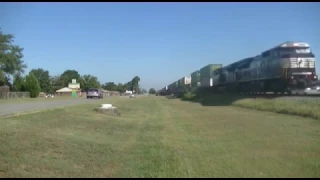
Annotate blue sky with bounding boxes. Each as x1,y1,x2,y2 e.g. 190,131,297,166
1,2,319,90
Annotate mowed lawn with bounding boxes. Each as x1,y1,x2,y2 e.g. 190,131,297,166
0,96,320,178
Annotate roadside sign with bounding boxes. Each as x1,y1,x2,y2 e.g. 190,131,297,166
72,90,77,97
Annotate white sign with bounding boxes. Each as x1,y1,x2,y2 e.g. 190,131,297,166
72,79,76,84
68,83,80,89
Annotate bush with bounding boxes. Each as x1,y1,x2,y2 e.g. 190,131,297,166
181,92,197,101
175,92,184,98
25,72,41,98
149,88,156,94
13,75,27,92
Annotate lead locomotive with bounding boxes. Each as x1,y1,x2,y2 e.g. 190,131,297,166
212,41,317,94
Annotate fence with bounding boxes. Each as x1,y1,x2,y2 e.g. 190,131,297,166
0,92,30,99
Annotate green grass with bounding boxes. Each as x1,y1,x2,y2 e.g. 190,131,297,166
1,96,320,178
181,92,320,120
233,97,320,120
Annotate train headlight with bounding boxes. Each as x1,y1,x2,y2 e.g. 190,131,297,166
291,76,294,79
314,76,317,79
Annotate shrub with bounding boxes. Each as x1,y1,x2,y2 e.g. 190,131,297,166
25,72,41,98
181,92,197,101
175,92,184,98
13,75,27,92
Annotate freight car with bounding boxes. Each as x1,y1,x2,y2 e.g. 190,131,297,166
212,41,317,94
199,64,223,88
162,41,317,96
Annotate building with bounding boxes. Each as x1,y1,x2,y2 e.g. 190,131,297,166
55,87,82,96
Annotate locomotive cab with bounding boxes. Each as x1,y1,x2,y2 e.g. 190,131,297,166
276,42,317,89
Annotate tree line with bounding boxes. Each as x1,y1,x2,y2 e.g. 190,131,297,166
0,28,151,98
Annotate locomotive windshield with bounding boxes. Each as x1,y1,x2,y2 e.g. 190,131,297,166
277,47,315,58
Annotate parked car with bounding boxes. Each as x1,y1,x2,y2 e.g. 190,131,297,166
87,88,103,99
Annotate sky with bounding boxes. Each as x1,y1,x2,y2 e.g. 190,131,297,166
0,2,320,90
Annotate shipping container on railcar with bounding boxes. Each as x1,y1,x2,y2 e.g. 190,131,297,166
191,70,200,87
200,64,223,88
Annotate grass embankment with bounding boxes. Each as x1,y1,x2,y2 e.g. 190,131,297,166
1,96,320,178
181,91,320,120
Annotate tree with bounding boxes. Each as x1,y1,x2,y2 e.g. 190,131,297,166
141,89,147,94
101,82,118,91
50,75,63,93
1,76,13,90
25,72,40,98
149,88,156,94
59,70,81,87
117,83,125,93
0,28,27,84
120,76,140,93
136,87,144,94
131,76,140,93
0,70,5,85
13,74,26,92
79,74,101,91
123,81,132,92
30,68,52,93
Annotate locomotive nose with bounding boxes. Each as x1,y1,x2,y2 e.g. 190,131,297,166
298,79,307,87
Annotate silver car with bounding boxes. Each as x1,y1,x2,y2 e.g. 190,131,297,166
87,88,103,99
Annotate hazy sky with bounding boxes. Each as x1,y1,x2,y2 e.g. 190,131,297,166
1,2,319,90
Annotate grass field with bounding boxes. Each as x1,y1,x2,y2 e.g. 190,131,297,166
1,96,320,178
181,92,320,120
233,96,320,120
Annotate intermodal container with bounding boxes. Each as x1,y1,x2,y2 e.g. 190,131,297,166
191,71,200,83
200,77,213,87
200,64,222,79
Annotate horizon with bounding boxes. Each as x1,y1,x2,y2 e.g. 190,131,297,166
1,2,319,90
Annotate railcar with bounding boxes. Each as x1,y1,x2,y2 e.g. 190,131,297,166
212,41,317,94
164,41,317,95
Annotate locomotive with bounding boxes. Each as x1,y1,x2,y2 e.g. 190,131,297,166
160,41,317,96
212,41,317,94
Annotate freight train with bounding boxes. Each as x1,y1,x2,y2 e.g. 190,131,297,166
213,41,317,94
161,41,317,95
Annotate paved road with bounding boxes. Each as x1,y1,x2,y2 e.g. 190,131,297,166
0,99,100,117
